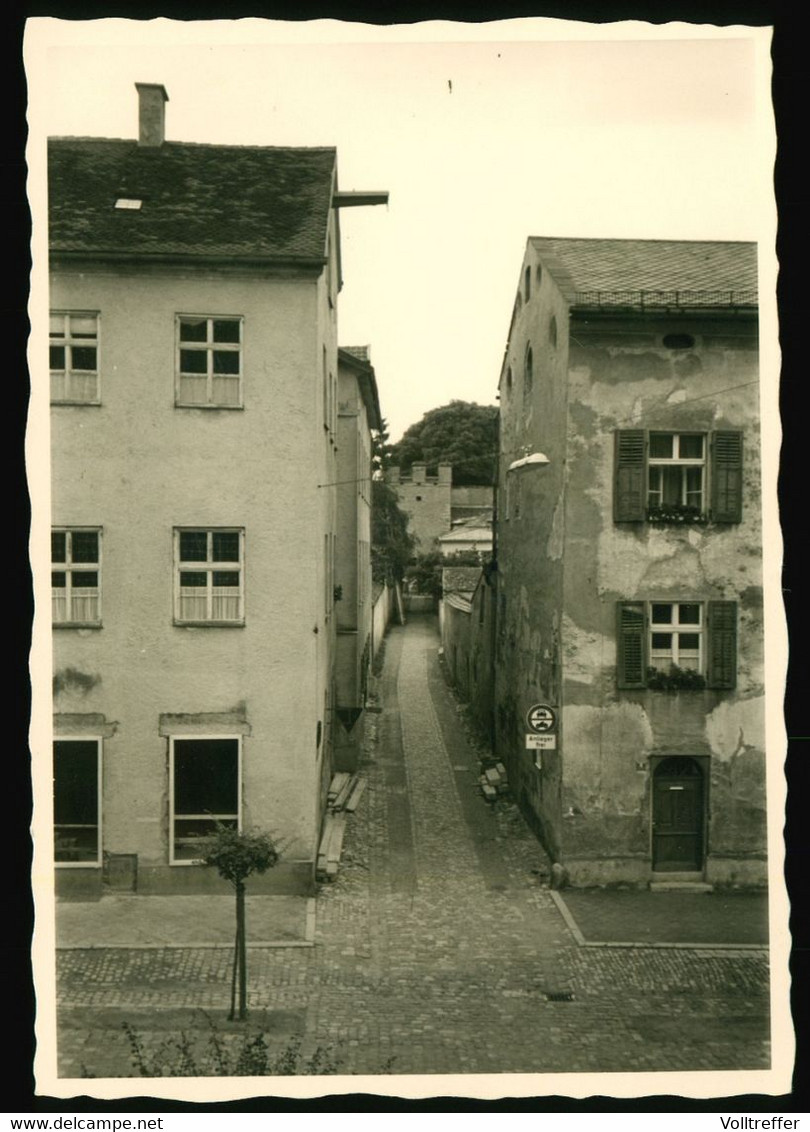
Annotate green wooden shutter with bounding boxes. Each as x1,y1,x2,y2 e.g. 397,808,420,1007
617,601,647,688
614,430,647,521
710,430,743,522
707,601,737,689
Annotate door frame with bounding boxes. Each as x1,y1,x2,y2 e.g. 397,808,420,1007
649,754,710,873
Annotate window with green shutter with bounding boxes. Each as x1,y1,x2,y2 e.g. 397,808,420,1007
710,431,744,523
614,430,647,522
617,601,646,688
616,599,737,690
614,428,743,524
706,600,738,689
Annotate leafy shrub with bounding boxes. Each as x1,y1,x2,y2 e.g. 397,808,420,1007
646,664,707,691
120,1018,344,1078
647,503,707,525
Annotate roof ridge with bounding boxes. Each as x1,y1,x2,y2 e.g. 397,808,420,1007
528,235,756,246
49,135,337,154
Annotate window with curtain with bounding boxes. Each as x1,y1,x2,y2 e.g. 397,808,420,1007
175,528,244,624
50,312,100,404
176,316,242,407
52,528,101,625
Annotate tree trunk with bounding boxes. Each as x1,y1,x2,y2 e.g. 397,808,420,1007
228,914,239,1022
236,880,247,1020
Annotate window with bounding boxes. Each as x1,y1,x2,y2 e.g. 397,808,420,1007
524,265,531,302
663,333,695,350
549,315,558,348
170,737,240,863
523,344,534,404
617,600,737,690
54,739,101,865
175,529,244,624
614,429,742,523
176,316,242,407
648,432,705,516
650,602,702,671
50,312,99,404
52,529,101,626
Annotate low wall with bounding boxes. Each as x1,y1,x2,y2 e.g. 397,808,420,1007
371,582,395,659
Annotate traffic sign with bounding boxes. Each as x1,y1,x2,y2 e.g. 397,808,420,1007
526,704,557,734
526,734,556,750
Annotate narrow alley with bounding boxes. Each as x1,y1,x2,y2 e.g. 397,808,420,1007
55,615,771,1082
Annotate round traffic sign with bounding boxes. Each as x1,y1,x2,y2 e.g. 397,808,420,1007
527,704,557,734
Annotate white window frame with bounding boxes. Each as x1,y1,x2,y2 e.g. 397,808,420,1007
174,528,245,625
169,735,242,865
175,315,243,408
649,601,704,673
50,311,100,405
54,736,102,868
647,432,706,513
52,527,102,627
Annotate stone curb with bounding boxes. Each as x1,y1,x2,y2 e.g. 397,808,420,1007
57,898,317,952
549,891,769,952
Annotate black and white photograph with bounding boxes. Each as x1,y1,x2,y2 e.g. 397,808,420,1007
24,15,791,1101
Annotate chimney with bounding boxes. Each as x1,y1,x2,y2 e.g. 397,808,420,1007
136,83,169,147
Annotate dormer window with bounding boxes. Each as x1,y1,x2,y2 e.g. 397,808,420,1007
114,198,143,210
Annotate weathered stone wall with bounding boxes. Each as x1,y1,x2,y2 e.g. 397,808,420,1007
391,465,452,552
494,245,570,865
493,239,765,886
451,485,494,508
441,579,497,742
560,312,764,885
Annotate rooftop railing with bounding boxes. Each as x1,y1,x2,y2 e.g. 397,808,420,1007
572,289,758,310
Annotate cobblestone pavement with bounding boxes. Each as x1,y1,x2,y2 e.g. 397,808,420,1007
55,616,771,1082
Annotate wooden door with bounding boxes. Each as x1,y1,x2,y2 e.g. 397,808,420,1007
652,757,705,871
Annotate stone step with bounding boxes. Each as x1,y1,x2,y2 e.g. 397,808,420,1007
648,881,714,893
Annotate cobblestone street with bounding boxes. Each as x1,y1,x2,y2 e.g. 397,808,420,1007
55,616,771,1083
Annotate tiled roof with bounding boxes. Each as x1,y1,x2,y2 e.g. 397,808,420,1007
338,346,383,432
529,238,757,307
49,137,336,261
441,566,482,596
450,507,494,524
439,525,492,543
340,345,370,362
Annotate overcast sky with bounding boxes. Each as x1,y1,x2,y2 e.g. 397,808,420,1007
26,18,774,441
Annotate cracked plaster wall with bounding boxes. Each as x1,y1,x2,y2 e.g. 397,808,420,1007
559,314,766,883
495,284,766,883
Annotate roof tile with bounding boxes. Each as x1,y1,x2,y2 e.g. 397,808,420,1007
529,237,757,306
49,137,336,262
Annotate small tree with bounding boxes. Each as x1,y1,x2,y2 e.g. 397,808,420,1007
202,824,280,1021
371,478,415,586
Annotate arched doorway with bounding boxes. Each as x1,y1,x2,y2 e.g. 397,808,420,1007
652,756,706,872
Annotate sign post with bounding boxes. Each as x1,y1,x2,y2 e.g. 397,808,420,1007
525,703,558,768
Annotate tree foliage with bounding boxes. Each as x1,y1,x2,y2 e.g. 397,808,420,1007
389,400,499,485
406,549,488,600
371,417,393,474
202,825,279,887
371,479,415,585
